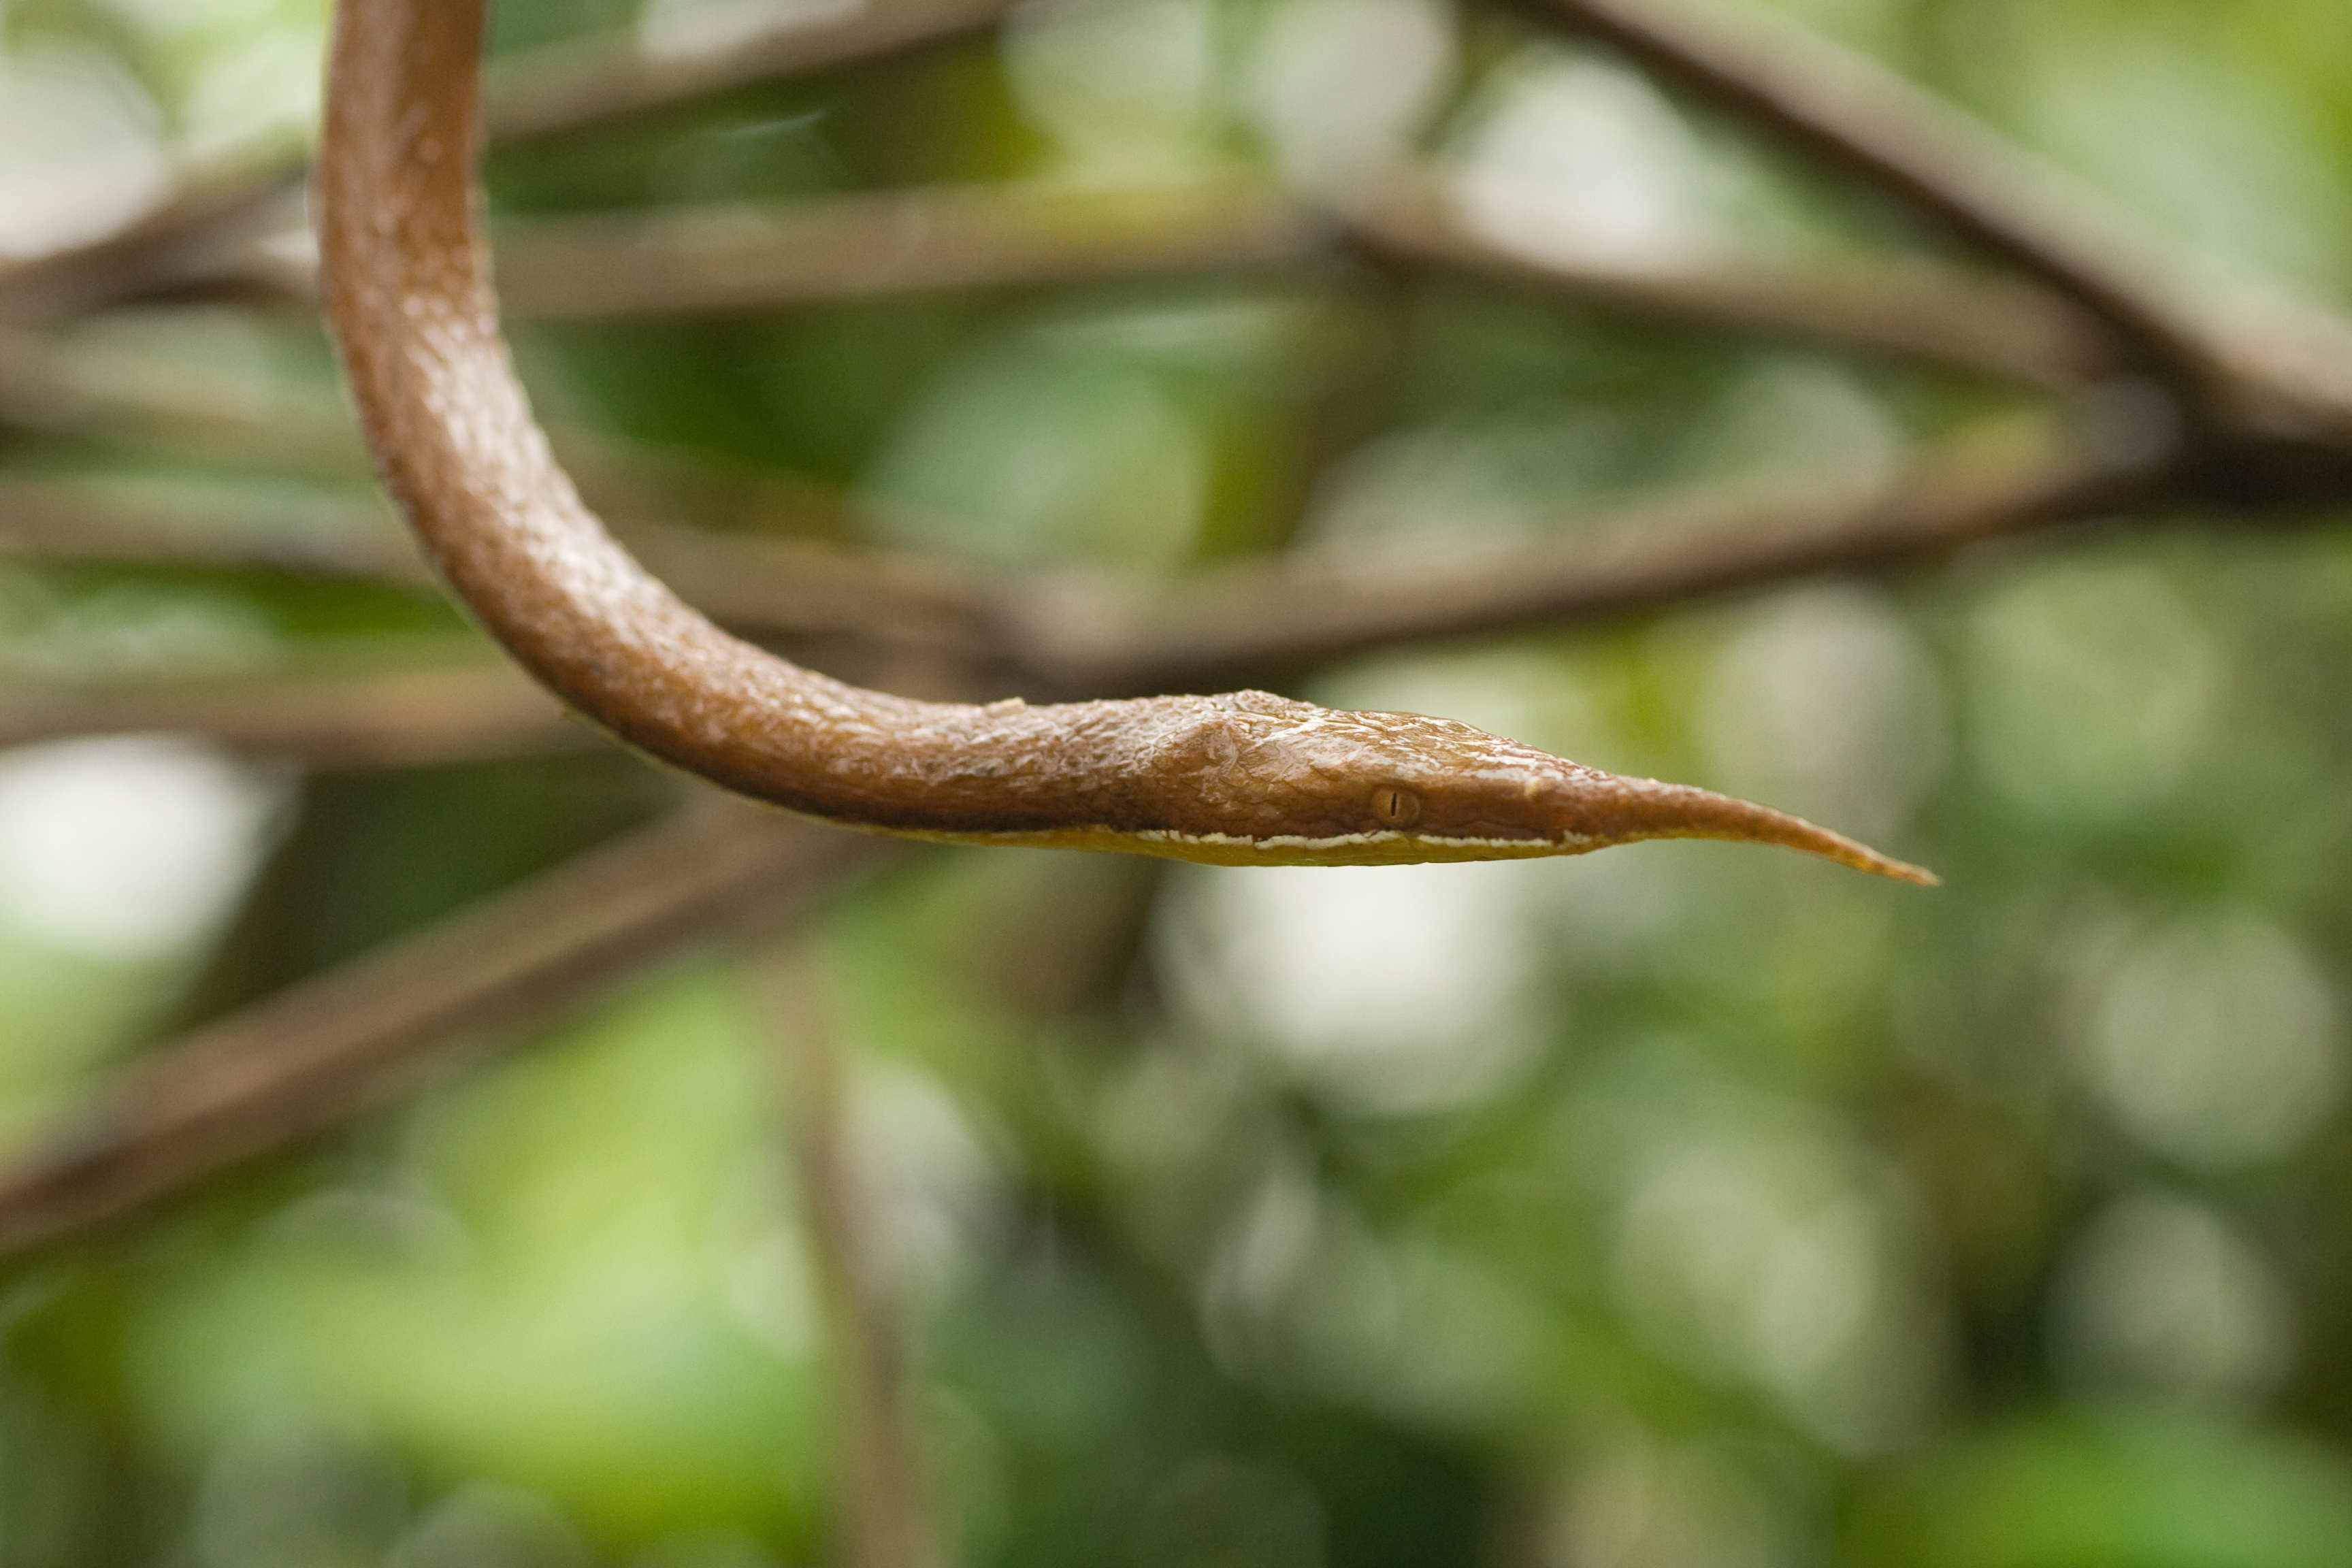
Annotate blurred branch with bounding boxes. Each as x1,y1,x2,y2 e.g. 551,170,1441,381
190,169,2098,387
629,522,1011,660
0,325,895,547
759,939,940,1568
0,462,1008,670
1339,165,2108,389
0,472,422,580
490,178,1321,318
0,169,309,326
12,159,2109,391
1512,0,2352,493
1050,433,2172,691
0,424,2178,735
0,0,1032,324
1507,0,2219,385
0,663,580,770
0,331,1007,640
0,804,890,1260
0,329,368,481
485,0,1028,143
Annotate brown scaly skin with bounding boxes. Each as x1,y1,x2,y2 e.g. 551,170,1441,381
316,0,1934,887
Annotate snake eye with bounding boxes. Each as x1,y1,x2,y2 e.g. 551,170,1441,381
1369,784,1421,828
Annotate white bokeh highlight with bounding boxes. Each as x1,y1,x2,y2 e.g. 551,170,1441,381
1698,584,1948,846
1246,0,1454,195
1609,1113,1939,1453
1004,0,1222,179
177,21,325,166
1448,52,1727,270
0,44,169,259
2072,909,2342,1169
1160,860,1542,1113
1967,564,2221,821
2048,1192,2296,1408
848,1060,1004,1305
0,736,286,962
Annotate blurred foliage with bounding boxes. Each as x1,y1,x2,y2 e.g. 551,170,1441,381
4,0,2352,1565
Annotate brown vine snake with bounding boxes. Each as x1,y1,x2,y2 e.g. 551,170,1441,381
316,0,1933,885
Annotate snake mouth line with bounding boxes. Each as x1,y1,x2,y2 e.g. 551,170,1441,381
879,821,1934,880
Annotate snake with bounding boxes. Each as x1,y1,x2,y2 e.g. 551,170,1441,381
314,0,1934,886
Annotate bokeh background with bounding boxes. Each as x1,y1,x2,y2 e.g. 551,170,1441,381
5,0,2352,1564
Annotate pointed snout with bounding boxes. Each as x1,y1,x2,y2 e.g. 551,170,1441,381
1530,768,1939,885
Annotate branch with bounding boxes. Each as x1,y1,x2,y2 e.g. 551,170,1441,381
489,179,1322,318
1051,432,2171,692
0,169,308,326
759,938,940,1568
1506,0,2221,387
0,462,1011,683
0,472,423,581
8,154,2104,392
0,0,1032,323
1340,165,2108,389
0,325,860,536
189,167,2093,389
1509,0,2352,471
626,522,1013,663
0,804,890,1259
0,328,368,480
0,333,1024,649
0,431,2174,742
0,664,580,770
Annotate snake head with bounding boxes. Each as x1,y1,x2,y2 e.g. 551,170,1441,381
1132,690,1936,881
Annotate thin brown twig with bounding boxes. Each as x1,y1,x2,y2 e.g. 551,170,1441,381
1339,165,2108,389
0,329,369,481
0,0,1033,324
0,802,890,1260
0,472,424,581
0,325,879,544
0,425,2175,735
488,167,2101,387
0,169,309,326
0,461,1009,672
0,331,1016,637
1045,434,2173,693
0,663,579,770
1507,0,2352,473
759,938,939,1568
489,179,1322,318
1506,0,2219,386
627,521,1012,660
195,167,2100,389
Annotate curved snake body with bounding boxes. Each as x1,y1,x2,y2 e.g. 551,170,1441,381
316,0,1933,885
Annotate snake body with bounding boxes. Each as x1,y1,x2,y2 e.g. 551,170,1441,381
316,0,1933,885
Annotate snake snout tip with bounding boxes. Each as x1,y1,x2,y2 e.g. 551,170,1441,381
1595,777,1942,887
1878,855,1942,887
1795,824,1941,886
